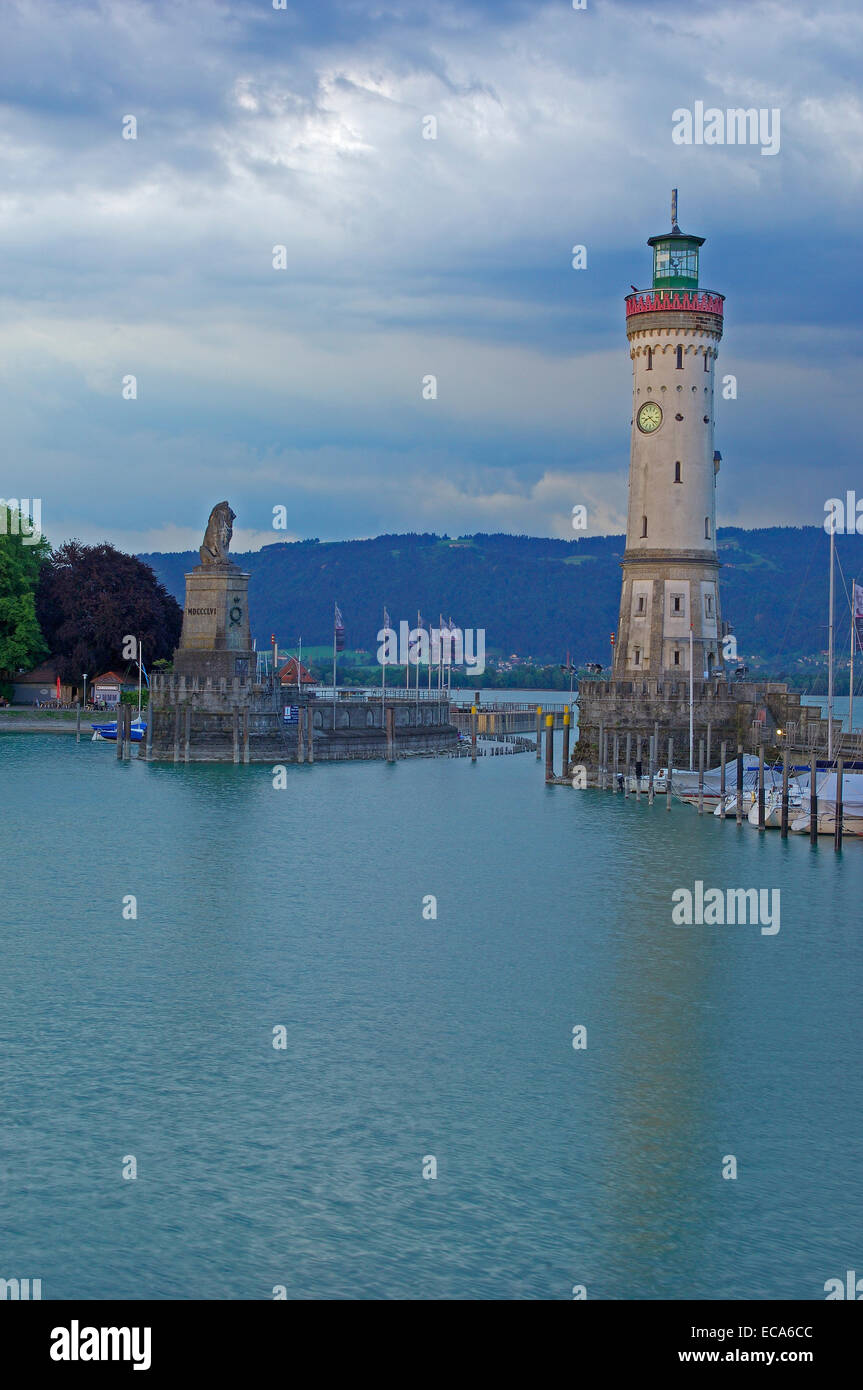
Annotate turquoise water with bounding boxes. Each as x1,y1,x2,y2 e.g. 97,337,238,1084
1,731,861,1300
803,693,863,733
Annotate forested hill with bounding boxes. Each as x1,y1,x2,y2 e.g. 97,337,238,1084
139,528,860,669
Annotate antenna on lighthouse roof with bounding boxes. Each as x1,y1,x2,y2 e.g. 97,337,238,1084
671,188,679,232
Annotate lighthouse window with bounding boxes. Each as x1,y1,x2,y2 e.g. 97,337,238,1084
633,648,641,666
636,594,646,614
705,516,711,539
673,649,681,666
672,594,683,614
704,352,709,372
646,347,653,370
641,515,648,538
674,461,682,483
676,345,683,369
705,594,714,617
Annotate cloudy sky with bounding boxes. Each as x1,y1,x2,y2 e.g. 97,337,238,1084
3,0,861,553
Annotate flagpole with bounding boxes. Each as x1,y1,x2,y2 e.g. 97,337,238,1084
851,579,856,737
333,602,337,706
382,607,387,710
137,637,143,721
689,622,694,771
828,524,835,761
438,614,443,697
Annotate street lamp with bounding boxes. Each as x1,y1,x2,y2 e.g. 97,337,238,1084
82,674,88,709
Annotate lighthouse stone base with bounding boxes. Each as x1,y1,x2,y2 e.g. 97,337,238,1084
574,677,827,781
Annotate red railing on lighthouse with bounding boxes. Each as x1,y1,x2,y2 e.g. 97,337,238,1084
625,289,724,318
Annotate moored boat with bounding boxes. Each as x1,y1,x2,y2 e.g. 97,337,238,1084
672,756,762,809
746,783,806,827
714,787,756,818
788,770,863,837
91,717,146,742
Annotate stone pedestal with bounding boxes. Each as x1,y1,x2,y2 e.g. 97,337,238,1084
174,564,254,683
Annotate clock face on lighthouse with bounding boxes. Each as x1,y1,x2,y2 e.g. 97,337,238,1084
637,401,663,433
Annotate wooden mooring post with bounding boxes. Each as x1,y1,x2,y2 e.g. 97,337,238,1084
385,705,394,763
307,705,316,763
535,706,542,760
598,719,605,790
75,700,81,743
173,703,181,764
624,733,631,799
471,705,477,762
232,705,240,764
145,711,153,761
648,734,655,805
834,758,844,853
781,750,789,838
698,738,705,815
757,745,765,830
184,703,191,763
612,732,619,793
810,755,818,845
296,703,305,763
736,744,744,826
667,736,673,811
720,740,727,804
563,709,571,779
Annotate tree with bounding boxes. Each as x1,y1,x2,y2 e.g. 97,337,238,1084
35,541,183,683
0,506,50,678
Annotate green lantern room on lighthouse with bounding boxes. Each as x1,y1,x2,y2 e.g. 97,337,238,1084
647,189,704,290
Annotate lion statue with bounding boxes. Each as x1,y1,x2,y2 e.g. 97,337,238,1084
199,501,236,566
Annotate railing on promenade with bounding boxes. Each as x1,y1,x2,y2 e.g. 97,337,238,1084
310,686,449,702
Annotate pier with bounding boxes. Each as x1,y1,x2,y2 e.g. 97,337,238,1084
449,701,571,735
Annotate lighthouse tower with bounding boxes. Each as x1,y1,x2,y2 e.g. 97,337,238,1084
614,192,725,681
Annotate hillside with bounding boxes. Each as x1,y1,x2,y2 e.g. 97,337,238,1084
139,528,861,673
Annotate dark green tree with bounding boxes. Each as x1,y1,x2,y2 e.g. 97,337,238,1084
35,541,182,683
0,506,50,679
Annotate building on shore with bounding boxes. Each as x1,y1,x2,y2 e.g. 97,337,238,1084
10,660,69,706
91,671,131,708
278,656,316,689
574,195,831,778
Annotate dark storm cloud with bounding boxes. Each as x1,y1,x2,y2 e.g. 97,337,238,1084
2,0,861,547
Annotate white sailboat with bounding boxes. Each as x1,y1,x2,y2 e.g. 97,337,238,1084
673,756,762,809
746,781,806,828
789,770,863,837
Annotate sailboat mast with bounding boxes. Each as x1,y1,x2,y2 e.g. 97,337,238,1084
828,526,835,760
137,638,142,720
689,623,694,771
851,578,856,740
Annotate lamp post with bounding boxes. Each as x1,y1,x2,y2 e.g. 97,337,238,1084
82,674,88,710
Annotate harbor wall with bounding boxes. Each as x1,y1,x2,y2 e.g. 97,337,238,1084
147,674,458,762
574,677,831,780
